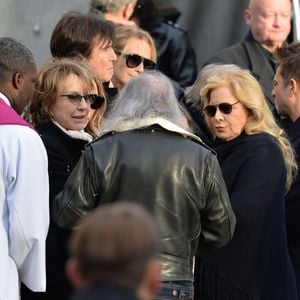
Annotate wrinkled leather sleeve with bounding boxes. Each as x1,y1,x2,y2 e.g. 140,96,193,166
53,145,99,229
197,154,236,256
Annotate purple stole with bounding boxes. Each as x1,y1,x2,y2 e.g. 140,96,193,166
0,98,31,127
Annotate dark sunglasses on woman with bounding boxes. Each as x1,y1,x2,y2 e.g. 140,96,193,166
203,101,240,117
114,49,156,70
61,94,105,109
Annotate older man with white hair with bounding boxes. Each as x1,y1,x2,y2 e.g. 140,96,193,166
204,0,292,116
89,0,137,25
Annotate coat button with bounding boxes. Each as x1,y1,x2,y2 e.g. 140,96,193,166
172,290,178,297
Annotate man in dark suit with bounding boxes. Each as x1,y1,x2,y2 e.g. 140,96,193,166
272,41,300,297
204,0,292,114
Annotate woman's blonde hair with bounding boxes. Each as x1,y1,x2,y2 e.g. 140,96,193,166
201,68,297,190
113,24,157,63
30,58,106,136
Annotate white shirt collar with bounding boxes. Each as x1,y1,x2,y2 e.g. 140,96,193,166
0,92,11,106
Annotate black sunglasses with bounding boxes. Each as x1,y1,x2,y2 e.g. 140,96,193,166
60,94,105,109
203,101,240,117
114,49,156,70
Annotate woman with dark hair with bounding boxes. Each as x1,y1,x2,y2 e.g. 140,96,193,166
50,11,118,100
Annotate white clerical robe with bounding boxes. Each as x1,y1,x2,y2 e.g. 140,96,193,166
0,124,49,300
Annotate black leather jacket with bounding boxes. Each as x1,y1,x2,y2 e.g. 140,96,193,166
53,124,236,281
150,20,198,88
134,11,198,88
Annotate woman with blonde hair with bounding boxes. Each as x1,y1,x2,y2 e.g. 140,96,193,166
22,58,106,300
112,24,157,90
195,68,298,300
183,63,242,143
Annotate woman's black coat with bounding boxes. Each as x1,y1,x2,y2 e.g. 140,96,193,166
195,133,297,300
21,121,88,300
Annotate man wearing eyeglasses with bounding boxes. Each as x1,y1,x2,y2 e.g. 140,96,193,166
272,41,300,296
204,0,292,117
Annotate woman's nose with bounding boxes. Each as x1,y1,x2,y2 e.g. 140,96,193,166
110,48,117,61
77,98,90,109
214,107,224,120
135,62,144,73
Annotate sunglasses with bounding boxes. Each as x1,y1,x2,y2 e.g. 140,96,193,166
114,49,156,70
60,94,105,109
203,101,240,117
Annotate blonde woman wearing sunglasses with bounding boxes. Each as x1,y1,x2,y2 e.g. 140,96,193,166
194,68,298,300
112,24,157,91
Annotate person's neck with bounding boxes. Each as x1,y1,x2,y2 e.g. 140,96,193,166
260,42,283,54
104,12,136,26
290,104,300,123
0,86,13,104
111,77,123,91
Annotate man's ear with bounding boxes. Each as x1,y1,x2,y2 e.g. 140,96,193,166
244,9,252,26
12,72,23,90
123,2,135,20
65,257,84,289
289,79,298,96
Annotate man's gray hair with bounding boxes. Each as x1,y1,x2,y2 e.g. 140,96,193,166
0,37,35,82
102,71,189,132
90,0,136,13
185,63,242,109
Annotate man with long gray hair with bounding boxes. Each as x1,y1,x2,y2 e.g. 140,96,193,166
53,71,236,299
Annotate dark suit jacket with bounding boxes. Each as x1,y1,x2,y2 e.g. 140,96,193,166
282,117,300,298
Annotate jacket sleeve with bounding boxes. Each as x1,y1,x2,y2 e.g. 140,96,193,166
52,145,100,229
197,153,236,256
166,28,198,88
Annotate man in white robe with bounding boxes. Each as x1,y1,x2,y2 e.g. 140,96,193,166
0,37,49,300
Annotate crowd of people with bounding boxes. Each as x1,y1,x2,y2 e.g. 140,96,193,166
1,0,300,300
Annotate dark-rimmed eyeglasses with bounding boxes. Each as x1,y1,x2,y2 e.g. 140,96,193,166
114,49,156,70
60,94,105,109
203,101,240,117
